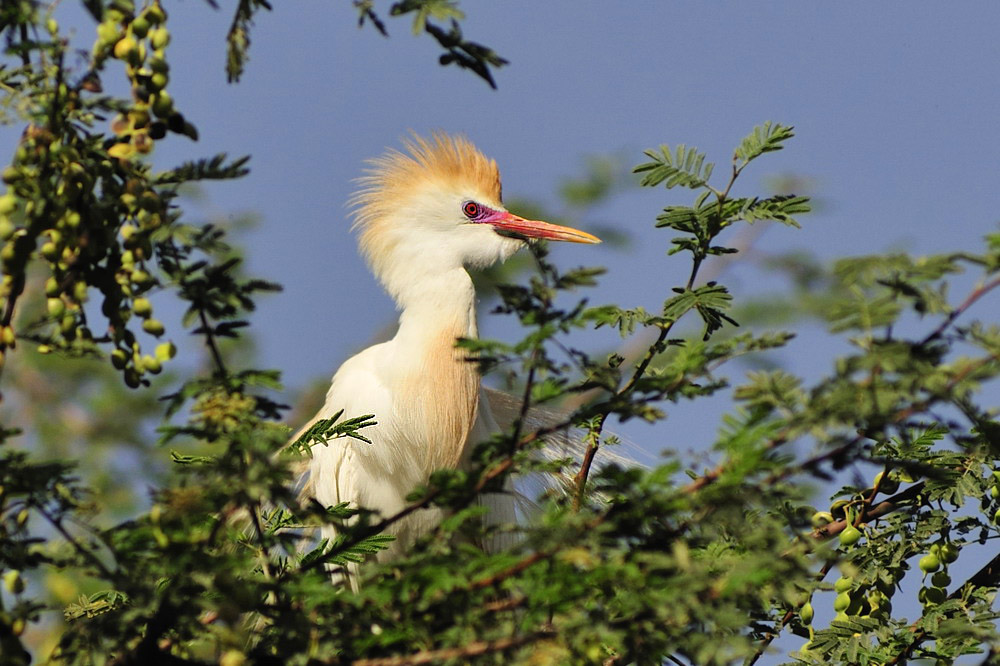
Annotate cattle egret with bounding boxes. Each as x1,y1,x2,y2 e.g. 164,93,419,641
302,132,600,564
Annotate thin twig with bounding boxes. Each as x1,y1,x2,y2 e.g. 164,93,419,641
197,309,227,377
921,275,1000,346
38,506,116,580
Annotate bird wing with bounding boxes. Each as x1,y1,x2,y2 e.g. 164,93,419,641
301,344,396,509
483,387,640,498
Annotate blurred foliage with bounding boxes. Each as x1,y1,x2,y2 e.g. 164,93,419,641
1,3,1000,666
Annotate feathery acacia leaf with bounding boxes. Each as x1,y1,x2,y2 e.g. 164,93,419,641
733,121,795,165
634,143,715,189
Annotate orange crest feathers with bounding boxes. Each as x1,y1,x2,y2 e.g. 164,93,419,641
351,131,502,230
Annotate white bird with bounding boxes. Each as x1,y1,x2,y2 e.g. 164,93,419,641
300,132,600,564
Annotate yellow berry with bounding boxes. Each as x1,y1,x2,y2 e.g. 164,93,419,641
113,36,139,62
111,348,128,369
142,318,164,336
133,297,153,317
0,194,16,215
3,570,24,594
155,341,176,361
142,355,161,374
149,26,170,50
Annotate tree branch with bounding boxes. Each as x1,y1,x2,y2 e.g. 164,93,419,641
349,631,554,666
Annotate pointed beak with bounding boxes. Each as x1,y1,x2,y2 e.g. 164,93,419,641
490,212,601,244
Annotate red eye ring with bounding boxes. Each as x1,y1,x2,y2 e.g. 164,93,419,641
463,201,481,219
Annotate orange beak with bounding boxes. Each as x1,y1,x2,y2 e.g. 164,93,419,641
490,212,601,244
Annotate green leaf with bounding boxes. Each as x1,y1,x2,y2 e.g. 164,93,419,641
733,121,795,165
634,143,715,190
734,194,811,228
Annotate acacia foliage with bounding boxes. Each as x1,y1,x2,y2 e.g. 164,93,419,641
1,3,1000,665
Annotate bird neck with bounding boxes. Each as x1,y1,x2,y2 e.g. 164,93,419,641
395,267,478,339
391,267,481,472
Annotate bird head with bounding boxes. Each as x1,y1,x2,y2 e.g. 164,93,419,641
351,132,600,304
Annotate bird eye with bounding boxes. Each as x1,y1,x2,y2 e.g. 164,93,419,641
463,201,481,219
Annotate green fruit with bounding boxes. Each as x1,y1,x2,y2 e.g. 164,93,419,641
219,650,246,666
142,318,164,336
96,20,121,47
151,91,173,118
0,194,16,215
133,297,153,317
73,281,88,303
2,166,22,184
155,341,176,361
47,297,65,318
940,542,959,563
829,499,850,519
873,470,899,494
149,55,168,73
142,354,161,374
3,570,24,594
40,241,59,260
833,591,851,612
131,268,152,286
0,216,15,240
811,511,834,528
130,107,152,129
920,586,946,605
113,36,139,62
919,553,941,573
131,15,150,37
149,26,170,49
834,576,853,593
111,348,128,369
146,3,166,24
124,367,141,388
839,524,862,546
991,485,999,500
45,276,60,297
931,571,951,587
150,71,168,91
799,601,813,626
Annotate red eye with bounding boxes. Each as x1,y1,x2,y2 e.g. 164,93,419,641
463,201,481,218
